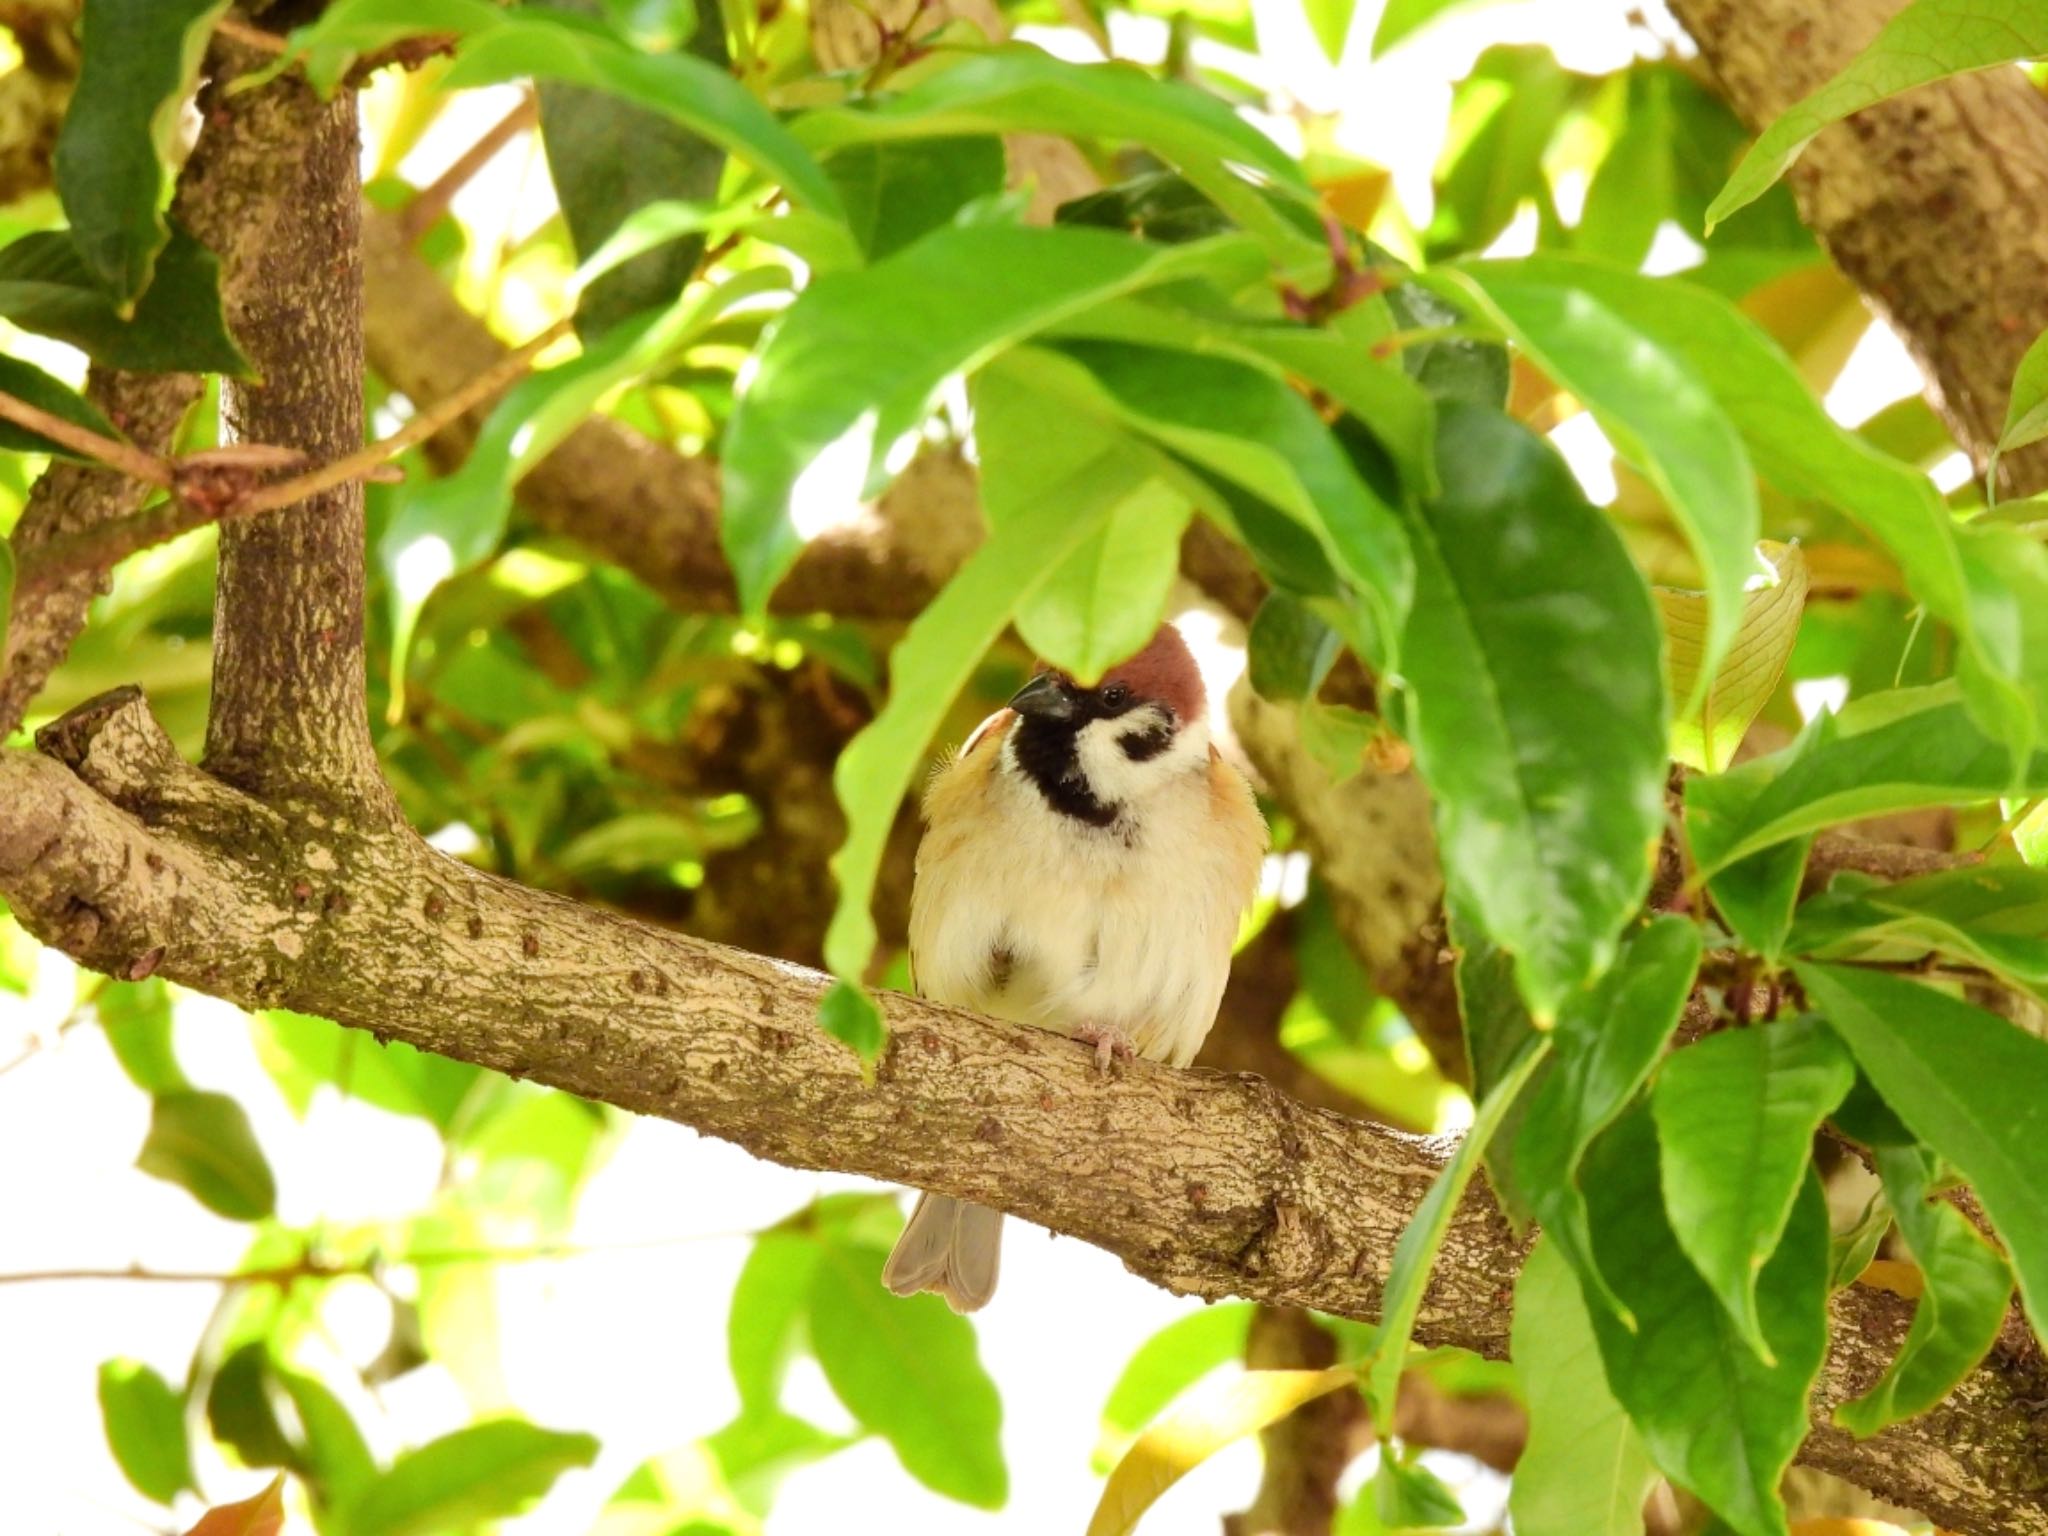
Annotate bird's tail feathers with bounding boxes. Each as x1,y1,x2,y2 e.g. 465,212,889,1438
881,1193,1002,1313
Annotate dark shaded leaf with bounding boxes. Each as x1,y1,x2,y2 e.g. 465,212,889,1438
137,1090,277,1220
827,137,1007,261
1246,591,1339,702
0,354,125,459
0,227,250,376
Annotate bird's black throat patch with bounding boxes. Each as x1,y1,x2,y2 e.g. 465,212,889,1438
1010,716,1120,828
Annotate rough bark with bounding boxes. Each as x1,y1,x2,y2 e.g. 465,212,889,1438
1671,0,2048,497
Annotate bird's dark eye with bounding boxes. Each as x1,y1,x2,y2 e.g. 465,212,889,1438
1100,683,1130,709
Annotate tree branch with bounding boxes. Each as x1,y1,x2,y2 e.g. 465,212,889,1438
1,689,2044,1534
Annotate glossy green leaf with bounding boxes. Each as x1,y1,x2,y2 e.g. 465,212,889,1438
1835,1144,2012,1436
1371,1456,1465,1528
533,0,728,337
1378,278,1509,409
1792,864,2048,1007
1512,915,1701,1318
1015,476,1190,684
1441,257,1760,714
1246,591,1339,703
1709,0,2048,227
1659,541,1808,774
1425,47,1584,257
827,137,1007,261
1398,403,1666,1021
1364,1036,1550,1427
1449,905,1547,1223
1798,962,2048,1347
1055,339,1412,649
810,1241,1006,1508
99,1359,195,1504
1094,1303,1256,1472
0,227,250,375
97,978,186,1093
275,4,840,215
136,1089,277,1221
722,225,1261,612
1509,1239,1655,1536
1302,0,1355,62
277,1367,377,1507
53,0,227,306
822,349,1166,1031
1997,324,2048,468
1687,684,2048,876
0,354,125,459
1580,1107,1828,1536
729,1231,827,1411
1370,0,1502,55
1653,1017,1854,1360
334,1419,599,1536
254,1008,480,1129
1707,835,1812,962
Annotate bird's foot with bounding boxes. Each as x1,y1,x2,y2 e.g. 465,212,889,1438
1074,1025,1135,1074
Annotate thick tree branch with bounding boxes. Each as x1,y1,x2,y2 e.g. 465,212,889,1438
1672,0,2048,497
0,688,2044,1534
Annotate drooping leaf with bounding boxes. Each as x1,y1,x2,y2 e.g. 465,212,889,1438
1398,402,1666,1021
332,1420,599,1536
1659,541,1808,774
1509,1238,1656,1536
98,977,186,1093
1090,1365,1359,1536
1790,864,2048,1008
1686,684,2048,877
253,1008,479,1129
1798,962,2048,1347
1448,905,1547,1223
809,1241,1006,1508
99,1359,196,1504
1425,47,1586,258
1652,1017,1855,1360
181,1476,286,1536
1708,0,2048,227
826,137,1008,262
53,0,229,306
136,1089,277,1221
1014,476,1190,684
0,227,250,376
822,349,1167,1037
1364,1036,1550,1427
0,354,126,460
721,225,1262,611
1580,1107,1829,1536
1246,591,1340,703
728,1230,827,1412
532,0,729,337
1094,1303,1257,1472
1996,324,2048,470
1834,1144,2012,1436
1440,256,1761,715
1511,915,1701,1318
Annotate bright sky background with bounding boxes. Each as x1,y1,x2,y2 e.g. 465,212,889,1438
0,2,1933,1533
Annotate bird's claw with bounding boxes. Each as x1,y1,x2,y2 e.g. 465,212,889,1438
1075,1026,1134,1074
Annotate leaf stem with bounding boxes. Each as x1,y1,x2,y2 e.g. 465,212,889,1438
0,391,174,488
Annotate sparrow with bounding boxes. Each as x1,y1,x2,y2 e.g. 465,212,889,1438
881,623,1268,1312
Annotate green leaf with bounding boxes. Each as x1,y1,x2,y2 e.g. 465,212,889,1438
1687,684,2048,876
809,1241,1006,1508
705,1406,853,1514
1835,1144,2012,1436
821,347,1198,1002
1379,278,1509,408
1509,1239,1656,1536
99,1359,195,1504
817,978,885,1058
1370,0,1501,55
1095,1303,1256,1472
1302,0,1355,62
532,0,728,337
1997,324,2048,464
793,45,1320,271
207,1343,296,1472
1708,0,2048,227
274,5,842,218
728,1231,826,1412
1015,477,1190,684
1398,402,1666,1021
1511,915,1701,1319
1798,962,2048,1347
253,1008,480,1129
136,1089,277,1220
1706,835,1812,962
1828,1184,1893,1290
721,225,1261,612
1659,541,1808,774
1580,1107,1828,1536
1371,1456,1465,1528
53,0,228,306
1440,256,1760,714
276,1367,378,1507
0,354,126,459
333,1419,600,1536
1364,1036,1550,1427
1246,591,1339,703
0,227,250,375
827,137,1008,262
1791,864,2048,1007
1425,48,1584,257
1652,1017,1854,1360
1577,63,1752,269
98,977,186,1093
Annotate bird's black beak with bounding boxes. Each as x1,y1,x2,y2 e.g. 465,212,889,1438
1008,671,1077,722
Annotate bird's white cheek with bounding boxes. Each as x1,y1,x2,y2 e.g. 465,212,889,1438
1073,715,1209,804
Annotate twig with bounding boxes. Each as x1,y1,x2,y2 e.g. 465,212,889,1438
399,93,540,245
0,391,173,487
213,14,289,57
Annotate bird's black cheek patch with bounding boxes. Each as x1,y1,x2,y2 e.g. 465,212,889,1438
1119,726,1172,762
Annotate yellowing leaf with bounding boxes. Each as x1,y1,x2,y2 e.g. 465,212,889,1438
1659,541,1808,772
1788,1521,1917,1536
1087,1366,1357,1536
182,1476,286,1536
